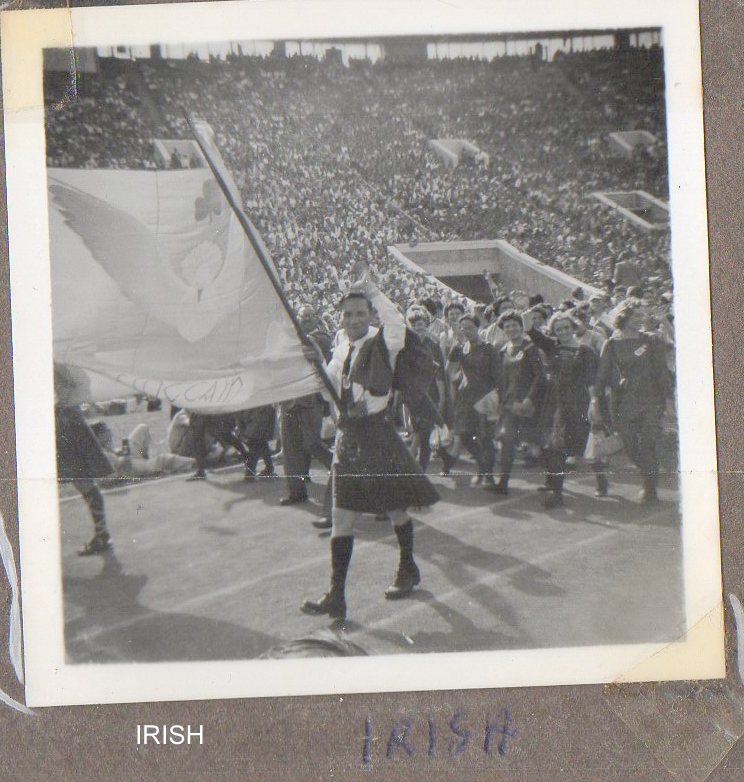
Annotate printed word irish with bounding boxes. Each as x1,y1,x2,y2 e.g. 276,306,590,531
136,725,204,746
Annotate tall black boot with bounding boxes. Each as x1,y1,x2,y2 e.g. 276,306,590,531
385,521,420,599
301,536,353,619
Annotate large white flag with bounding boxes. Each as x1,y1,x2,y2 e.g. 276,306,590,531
48,156,322,413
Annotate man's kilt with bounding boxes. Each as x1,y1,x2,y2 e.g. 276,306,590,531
333,411,439,514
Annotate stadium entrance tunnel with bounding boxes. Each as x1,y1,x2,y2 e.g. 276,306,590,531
607,130,659,158
428,138,490,169
591,190,670,232
388,240,600,304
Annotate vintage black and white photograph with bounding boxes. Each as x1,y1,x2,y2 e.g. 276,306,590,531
2,0,722,705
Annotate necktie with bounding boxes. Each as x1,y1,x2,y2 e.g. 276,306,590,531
340,344,355,409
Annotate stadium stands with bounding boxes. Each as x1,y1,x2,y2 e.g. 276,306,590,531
44,47,672,317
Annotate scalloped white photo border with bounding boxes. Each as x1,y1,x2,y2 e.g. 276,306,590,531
1,0,722,707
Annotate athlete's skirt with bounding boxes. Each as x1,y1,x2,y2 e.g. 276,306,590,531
334,411,440,514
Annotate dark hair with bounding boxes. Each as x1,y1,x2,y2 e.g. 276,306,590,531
572,302,591,323
528,294,545,306
444,301,465,317
496,309,524,330
338,291,372,312
494,296,515,315
613,297,643,329
406,305,430,325
419,297,439,317
626,285,644,299
547,310,580,335
571,286,585,300
459,312,481,328
527,304,549,319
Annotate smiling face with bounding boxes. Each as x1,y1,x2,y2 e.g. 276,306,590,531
409,316,428,338
341,296,372,341
459,317,480,342
447,307,464,327
552,317,575,344
502,318,523,342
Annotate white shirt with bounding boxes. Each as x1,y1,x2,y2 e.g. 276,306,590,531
324,289,406,416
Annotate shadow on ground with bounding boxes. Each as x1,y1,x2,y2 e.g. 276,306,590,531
63,553,280,663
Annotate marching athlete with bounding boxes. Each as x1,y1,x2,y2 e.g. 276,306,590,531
54,363,114,555
301,264,439,620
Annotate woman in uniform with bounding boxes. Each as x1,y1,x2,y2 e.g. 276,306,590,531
446,313,501,488
591,298,672,504
494,311,546,495
527,310,606,508
405,305,447,472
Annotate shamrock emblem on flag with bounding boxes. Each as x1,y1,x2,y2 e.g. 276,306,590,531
51,177,244,343
194,179,224,222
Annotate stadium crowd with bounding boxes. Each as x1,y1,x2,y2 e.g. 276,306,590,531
45,46,672,323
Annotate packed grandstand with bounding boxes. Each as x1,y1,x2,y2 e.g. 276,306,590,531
44,44,671,318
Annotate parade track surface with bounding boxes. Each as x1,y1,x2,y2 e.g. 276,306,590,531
60,460,683,664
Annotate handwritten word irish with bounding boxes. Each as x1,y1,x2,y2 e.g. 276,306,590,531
363,710,516,764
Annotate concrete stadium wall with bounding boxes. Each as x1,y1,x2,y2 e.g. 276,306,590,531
388,239,601,304
428,139,490,168
592,190,669,232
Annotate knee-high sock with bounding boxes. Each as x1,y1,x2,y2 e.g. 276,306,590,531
330,536,354,593
260,441,274,473
393,520,414,566
418,435,432,471
592,461,608,489
499,438,516,482
82,486,107,536
545,449,566,495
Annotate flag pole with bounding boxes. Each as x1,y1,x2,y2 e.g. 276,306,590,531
184,113,343,410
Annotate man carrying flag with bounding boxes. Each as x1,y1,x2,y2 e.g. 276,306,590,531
301,262,439,621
